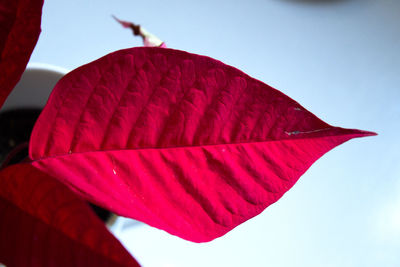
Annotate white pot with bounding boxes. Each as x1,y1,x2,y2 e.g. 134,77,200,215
2,63,68,112
0,63,67,169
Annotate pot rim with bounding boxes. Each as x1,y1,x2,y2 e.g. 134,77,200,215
1,63,68,112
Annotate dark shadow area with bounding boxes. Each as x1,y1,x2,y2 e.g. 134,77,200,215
0,108,42,166
89,203,114,223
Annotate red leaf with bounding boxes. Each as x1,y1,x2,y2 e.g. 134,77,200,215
0,164,140,267
0,0,43,109
29,47,376,242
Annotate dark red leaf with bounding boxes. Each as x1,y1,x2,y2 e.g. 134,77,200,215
29,47,376,242
0,164,140,267
0,0,43,109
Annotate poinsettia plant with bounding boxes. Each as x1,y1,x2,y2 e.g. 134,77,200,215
0,1,376,266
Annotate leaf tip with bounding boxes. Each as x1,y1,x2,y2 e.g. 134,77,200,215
355,129,378,137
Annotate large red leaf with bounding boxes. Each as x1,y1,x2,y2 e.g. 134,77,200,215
0,164,140,267
0,0,43,109
29,47,375,242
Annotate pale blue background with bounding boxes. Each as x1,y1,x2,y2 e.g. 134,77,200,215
30,0,399,266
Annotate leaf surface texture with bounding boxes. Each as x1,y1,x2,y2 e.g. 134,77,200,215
30,47,375,242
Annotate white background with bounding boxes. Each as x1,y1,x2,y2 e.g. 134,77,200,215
30,0,399,266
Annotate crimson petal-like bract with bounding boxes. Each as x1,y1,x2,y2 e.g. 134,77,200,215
29,47,376,242
0,0,43,108
0,164,140,267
